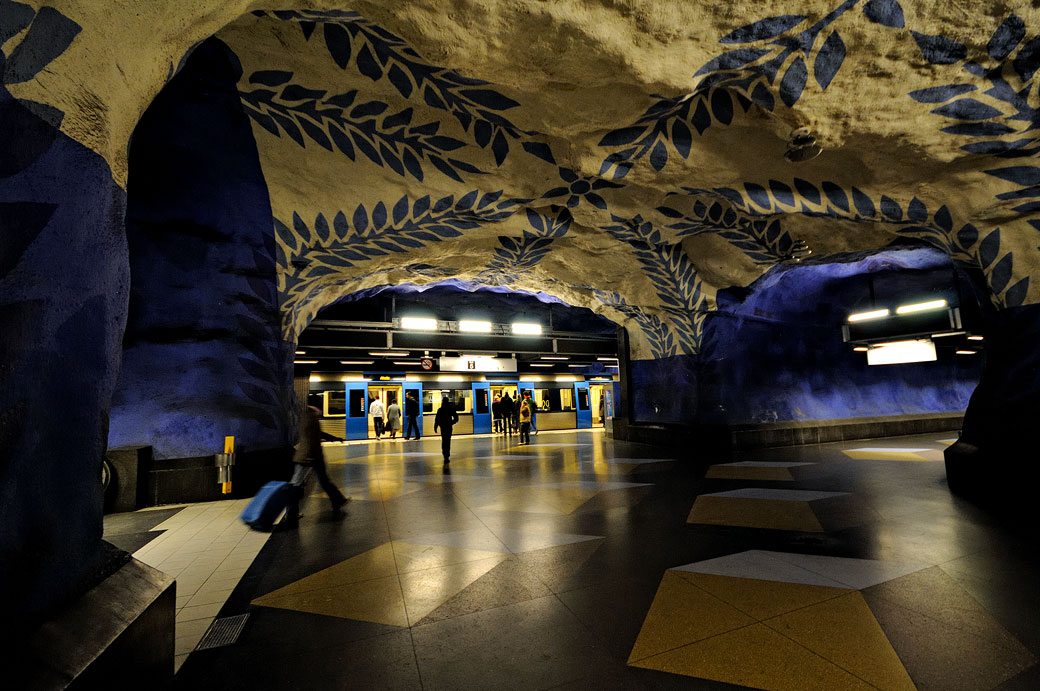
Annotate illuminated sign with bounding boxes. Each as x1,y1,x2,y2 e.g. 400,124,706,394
439,357,517,373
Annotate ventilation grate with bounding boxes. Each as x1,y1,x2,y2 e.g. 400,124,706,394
195,613,250,651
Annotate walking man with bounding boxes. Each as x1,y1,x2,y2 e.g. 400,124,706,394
433,395,459,464
286,406,348,527
404,391,421,440
370,396,385,438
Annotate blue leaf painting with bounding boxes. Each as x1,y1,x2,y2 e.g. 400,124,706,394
3,7,82,84
985,166,1040,187
794,178,820,205
862,0,905,28
650,140,668,171
522,141,556,164
719,15,806,44
988,15,1025,61
822,182,849,212
355,43,382,80
956,223,979,249
931,99,1003,121
1004,277,1029,307
1012,37,1040,81
852,188,875,217
908,84,976,103
912,32,967,65
694,48,771,77
323,23,351,69
989,253,1013,293
770,180,795,207
711,89,734,125
941,122,1016,137
691,100,712,134
353,204,368,233
814,31,846,90
880,195,902,220
671,120,693,158
779,57,808,108
978,229,1000,268
250,70,294,86
460,89,521,110
387,64,412,97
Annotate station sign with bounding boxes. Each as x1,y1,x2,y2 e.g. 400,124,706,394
439,356,517,373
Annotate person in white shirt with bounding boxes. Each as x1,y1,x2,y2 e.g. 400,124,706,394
370,396,385,438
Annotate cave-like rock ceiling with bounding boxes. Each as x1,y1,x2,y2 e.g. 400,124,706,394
9,1,1040,357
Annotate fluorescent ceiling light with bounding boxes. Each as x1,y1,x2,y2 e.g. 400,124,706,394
597,357,618,362
555,375,577,382
342,375,365,381
956,350,978,355
867,339,937,365
309,375,322,382
401,317,437,330
512,322,542,335
541,356,568,360
896,299,947,315
461,353,494,358
369,351,409,357
393,361,420,365
295,360,318,364
339,360,373,365
932,331,965,338
568,364,587,368
853,347,868,352
967,335,984,341
527,376,542,381
437,375,463,382
459,320,492,332
295,350,306,354
847,309,889,323
530,363,553,367
405,374,420,381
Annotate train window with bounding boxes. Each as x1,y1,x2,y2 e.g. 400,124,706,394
475,388,489,414
577,387,589,411
349,389,366,417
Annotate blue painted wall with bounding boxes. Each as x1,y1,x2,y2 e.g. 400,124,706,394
1,14,125,619
630,248,983,425
108,38,292,460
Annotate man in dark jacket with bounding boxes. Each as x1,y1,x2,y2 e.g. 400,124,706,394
286,406,348,527
500,393,514,434
404,391,421,440
433,395,460,464
492,395,502,433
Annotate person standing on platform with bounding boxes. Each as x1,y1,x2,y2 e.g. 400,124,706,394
527,390,538,435
500,392,514,434
518,394,533,445
286,406,348,527
370,396,385,439
404,391,421,440
492,395,502,433
386,396,402,439
434,395,459,464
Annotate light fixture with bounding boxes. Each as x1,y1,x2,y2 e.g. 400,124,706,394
541,356,568,360
853,346,868,352
437,375,463,382
568,364,587,368
590,377,612,381
309,375,322,382
866,339,937,365
405,374,421,381
401,317,437,330
369,351,410,357
597,357,618,362
527,376,542,381
294,359,318,364
956,350,978,355
555,375,577,382
459,320,492,333
393,361,420,365
339,360,374,365
896,299,947,315
967,335,984,341
342,375,366,381
932,331,965,338
530,363,553,368
847,309,889,323
461,353,494,358
295,350,306,355
511,322,542,335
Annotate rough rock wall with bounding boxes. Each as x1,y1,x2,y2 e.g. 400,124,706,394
108,38,292,461
0,3,127,620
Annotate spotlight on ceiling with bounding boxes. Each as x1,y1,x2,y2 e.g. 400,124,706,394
511,322,542,336
401,317,437,330
784,127,822,162
459,320,493,333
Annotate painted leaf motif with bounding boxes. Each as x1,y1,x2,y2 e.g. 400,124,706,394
1004,277,1029,307
822,182,849,212
1013,37,1040,81
931,99,1003,120
460,89,521,110
814,31,846,90
933,205,953,232
387,63,413,97
985,166,1040,186
880,195,902,220
779,57,808,108
355,43,383,80
942,122,1016,137
323,23,351,69
711,89,733,125
770,180,795,206
250,70,293,86
650,140,668,171
719,15,806,44
956,223,979,249
3,7,82,84
862,0,905,28
978,228,1001,268
522,141,556,164
694,48,771,77
912,32,967,65
989,253,1014,293
988,14,1025,61
851,188,875,217
908,84,976,103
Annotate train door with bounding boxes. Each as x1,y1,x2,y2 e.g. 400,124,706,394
344,381,369,440
590,384,605,426
472,382,491,434
368,384,404,437
574,381,592,429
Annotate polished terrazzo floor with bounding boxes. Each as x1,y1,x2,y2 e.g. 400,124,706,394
120,429,1040,690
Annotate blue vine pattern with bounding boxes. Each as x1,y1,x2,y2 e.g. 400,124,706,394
593,290,677,359
477,206,573,286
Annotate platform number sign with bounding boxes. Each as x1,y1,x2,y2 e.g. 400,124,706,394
421,358,434,370
467,360,476,369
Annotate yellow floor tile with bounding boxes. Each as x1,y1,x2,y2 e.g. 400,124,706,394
705,466,795,481
252,544,399,601
628,571,754,663
765,591,917,691
842,450,933,461
687,496,825,532
675,571,851,621
252,574,408,627
399,555,508,624
391,541,508,574
632,622,876,691
481,487,600,514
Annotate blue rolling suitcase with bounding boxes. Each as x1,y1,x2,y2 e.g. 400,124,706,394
241,481,293,531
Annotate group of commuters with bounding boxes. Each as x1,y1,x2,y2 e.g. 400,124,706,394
369,392,423,440
493,391,536,445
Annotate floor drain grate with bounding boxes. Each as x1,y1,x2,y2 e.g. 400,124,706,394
196,613,250,651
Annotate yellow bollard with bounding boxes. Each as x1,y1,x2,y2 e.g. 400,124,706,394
221,436,235,494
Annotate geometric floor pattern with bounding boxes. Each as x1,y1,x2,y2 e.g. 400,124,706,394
687,488,877,532
842,447,938,461
705,461,815,481
630,551,1035,690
